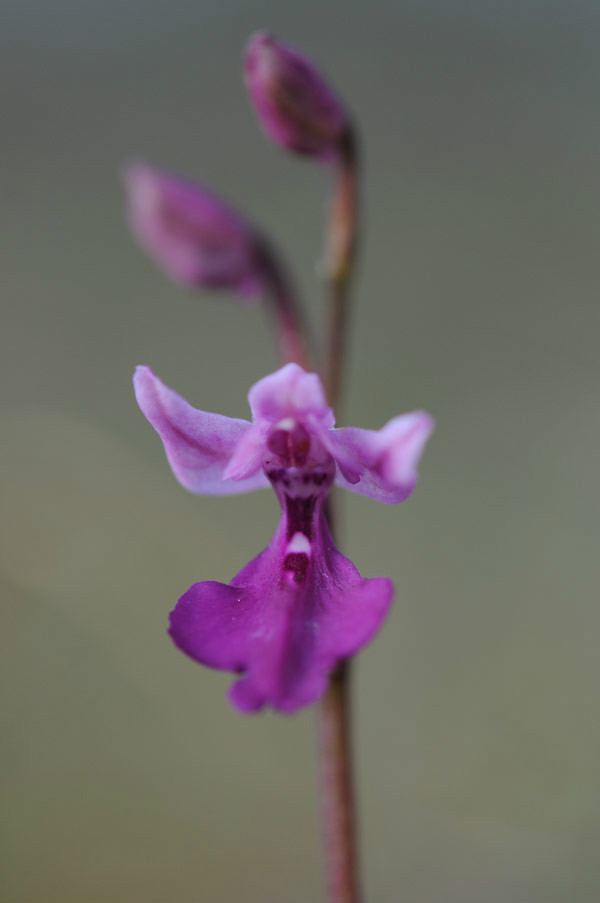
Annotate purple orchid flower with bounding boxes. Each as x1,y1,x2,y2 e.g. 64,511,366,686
124,162,266,299
134,362,434,713
245,32,349,162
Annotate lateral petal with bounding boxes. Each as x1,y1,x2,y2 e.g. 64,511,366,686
134,366,269,494
331,411,435,503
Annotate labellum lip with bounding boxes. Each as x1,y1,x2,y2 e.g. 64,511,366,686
168,501,395,713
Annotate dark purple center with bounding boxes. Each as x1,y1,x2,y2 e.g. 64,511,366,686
283,552,310,584
263,420,335,584
266,422,311,467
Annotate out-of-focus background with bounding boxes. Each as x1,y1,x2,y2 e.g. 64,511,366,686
2,1,600,901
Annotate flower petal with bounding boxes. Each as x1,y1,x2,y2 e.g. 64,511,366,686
247,362,334,428
134,366,269,494
222,422,270,481
168,514,393,713
331,411,435,503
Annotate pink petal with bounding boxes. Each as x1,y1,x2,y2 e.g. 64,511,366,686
134,366,269,495
331,411,435,503
247,363,335,428
222,422,269,481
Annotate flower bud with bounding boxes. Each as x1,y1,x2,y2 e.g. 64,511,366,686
123,162,264,300
244,32,348,162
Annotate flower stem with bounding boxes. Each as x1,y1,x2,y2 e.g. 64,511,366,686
258,241,313,370
316,659,361,903
318,127,361,903
323,129,359,408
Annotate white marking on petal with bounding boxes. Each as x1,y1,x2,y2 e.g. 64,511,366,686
286,532,311,555
276,417,296,431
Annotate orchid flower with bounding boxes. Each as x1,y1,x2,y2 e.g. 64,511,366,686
134,362,433,713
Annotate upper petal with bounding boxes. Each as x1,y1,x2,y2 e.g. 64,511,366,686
331,411,435,503
134,366,269,494
247,363,335,428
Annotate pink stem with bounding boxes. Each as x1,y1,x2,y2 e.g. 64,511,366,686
317,659,362,903
317,127,362,903
323,130,359,408
258,241,313,370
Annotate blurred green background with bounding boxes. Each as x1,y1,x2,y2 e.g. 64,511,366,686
2,1,600,901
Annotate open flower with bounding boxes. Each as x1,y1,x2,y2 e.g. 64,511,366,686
124,162,266,299
134,363,434,713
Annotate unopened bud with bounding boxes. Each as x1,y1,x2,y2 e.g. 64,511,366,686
244,32,348,162
123,162,264,300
